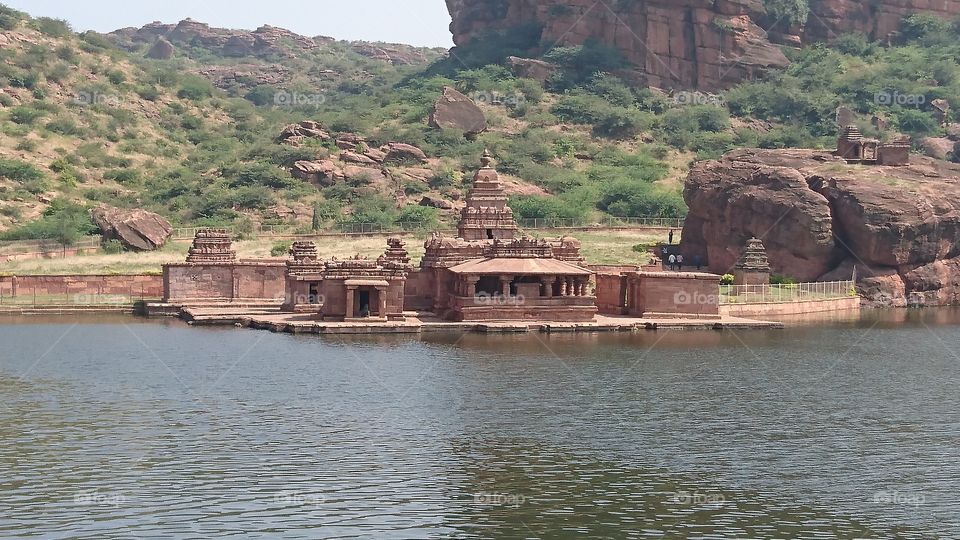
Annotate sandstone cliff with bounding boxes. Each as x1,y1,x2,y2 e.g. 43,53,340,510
681,149,960,306
446,0,960,89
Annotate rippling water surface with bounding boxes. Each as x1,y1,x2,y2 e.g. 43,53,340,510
1,310,959,538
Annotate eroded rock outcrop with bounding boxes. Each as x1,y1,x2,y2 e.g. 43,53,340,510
91,206,173,251
682,149,960,306
446,0,960,90
428,86,487,136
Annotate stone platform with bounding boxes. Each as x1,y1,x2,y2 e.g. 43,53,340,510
151,305,783,334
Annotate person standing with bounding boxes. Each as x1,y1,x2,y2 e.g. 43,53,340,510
668,253,677,271
693,255,702,271
677,253,684,271
668,229,675,245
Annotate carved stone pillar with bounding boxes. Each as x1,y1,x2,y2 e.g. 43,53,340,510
501,275,513,297
468,275,480,296
378,287,387,317
542,276,554,298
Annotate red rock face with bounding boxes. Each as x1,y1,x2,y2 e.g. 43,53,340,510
682,149,960,306
446,0,960,89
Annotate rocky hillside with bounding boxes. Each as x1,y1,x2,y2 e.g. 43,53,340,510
681,148,960,306
446,0,960,89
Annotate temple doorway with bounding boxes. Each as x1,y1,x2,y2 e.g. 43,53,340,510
357,289,371,317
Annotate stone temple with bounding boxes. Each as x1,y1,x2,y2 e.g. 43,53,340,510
162,151,727,324
281,150,598,322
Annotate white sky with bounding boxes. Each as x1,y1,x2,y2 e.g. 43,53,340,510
4,0,455,47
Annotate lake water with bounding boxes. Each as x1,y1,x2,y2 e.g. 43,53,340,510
1,310,959,539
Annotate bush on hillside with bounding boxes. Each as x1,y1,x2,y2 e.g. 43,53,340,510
0,4,26,30
31,16,72,37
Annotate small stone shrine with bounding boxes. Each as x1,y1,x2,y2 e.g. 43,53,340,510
733,237,771,286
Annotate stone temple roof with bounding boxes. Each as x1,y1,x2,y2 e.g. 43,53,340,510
448,257,592,276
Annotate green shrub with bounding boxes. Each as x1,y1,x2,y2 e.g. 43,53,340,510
102,239,124,254
598,180,686,218
720,274,735,285
8,106,45,125
106,70,126,86
763,0,810,26
270,241,292,257
0,199,95,243
397,204,438,228
136,85,161,101
0,158,44,183
770,274,798,285
510,195,588,220
0,3,25,30
104,168,140,185
32,16,73,38
55,45,79,63
177,76,214,101
45,117,84,136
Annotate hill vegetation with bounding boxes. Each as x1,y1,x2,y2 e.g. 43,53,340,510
0,4,959,245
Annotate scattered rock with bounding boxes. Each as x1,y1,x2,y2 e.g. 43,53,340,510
336,133,366,150
278,121,330,146
398,168,433,183
428,86,487,136
506,56,558,83
350,42,432,65
91,206,173,251
922,137,955,160
339,151,378,165
419,195,454,210
342,165,388,184
382,142,428,163
146,37,175,59
291,160,342,187
363,148,387,163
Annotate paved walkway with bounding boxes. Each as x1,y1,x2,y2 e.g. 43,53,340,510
167,306,783,335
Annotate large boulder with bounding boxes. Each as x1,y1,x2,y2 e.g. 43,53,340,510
682,148,960,306
291,160,342,187
382,142,428,163
682,151,839,281
428,86,487,136
146,37,175,59
91,206,173,251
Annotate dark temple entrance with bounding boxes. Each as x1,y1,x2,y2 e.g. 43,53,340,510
357,289,371,317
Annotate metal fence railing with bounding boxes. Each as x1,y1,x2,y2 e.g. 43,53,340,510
719,281,857,305
170,217,685,240
516,217,685,229
0,236,103,254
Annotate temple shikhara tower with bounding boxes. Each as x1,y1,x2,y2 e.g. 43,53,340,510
457,150,518,241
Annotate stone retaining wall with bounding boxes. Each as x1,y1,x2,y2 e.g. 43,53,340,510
163,262,286,303
0,274,163,299
720,297,861,318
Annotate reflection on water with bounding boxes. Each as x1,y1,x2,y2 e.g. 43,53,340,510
0,310,958,538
